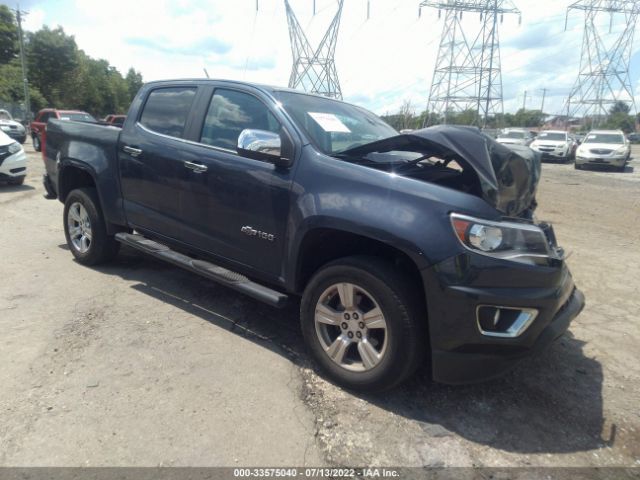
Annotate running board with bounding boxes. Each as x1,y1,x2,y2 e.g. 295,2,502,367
115,233,288,308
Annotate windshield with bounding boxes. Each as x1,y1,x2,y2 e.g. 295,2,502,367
499,131,526,139
60,113,97,123
583,133,624,144
537,132,566,141
0,111,11,121
274,91,397,154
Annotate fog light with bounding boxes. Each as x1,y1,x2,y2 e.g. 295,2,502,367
476,306,538,338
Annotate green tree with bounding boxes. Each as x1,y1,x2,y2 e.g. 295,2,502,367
512,108,545,128
0,5,18,65
125,68,143,101
0,60,46,114
26,26,78,104
602,112,635,133
609,101,631,115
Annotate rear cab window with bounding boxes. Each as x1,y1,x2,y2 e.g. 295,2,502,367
139,87,197,138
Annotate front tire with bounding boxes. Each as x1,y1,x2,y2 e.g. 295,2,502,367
32,134,41,152
300,256,425,392
63,188,119,265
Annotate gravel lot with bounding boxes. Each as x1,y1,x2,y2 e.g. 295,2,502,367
0,144,638,467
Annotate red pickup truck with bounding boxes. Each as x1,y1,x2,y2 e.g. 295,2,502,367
103,114,127,127
30,109,96,152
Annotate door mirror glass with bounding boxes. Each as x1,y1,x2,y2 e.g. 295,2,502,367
237,129,289,166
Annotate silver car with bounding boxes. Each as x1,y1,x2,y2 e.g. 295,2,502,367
496,129,535,147
575,130,630,172
0,110,27,144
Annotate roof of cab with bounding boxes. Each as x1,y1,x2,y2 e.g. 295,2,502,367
142,78,349,102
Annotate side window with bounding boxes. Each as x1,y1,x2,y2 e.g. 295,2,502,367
200,89,280,150
140,87,197,138
40,112,51,123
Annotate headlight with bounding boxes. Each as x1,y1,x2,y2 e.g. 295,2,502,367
0,125,10,131
615,146,628,154
8,142,22,154
451,213,552,265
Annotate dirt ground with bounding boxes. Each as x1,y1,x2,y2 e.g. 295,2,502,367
0,144,638,468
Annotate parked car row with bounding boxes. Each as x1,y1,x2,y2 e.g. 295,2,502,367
495,127,632,171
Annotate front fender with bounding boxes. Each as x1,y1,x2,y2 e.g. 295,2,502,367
283,148,503,290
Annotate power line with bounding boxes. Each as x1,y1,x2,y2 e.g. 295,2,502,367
11,4,31,122
564,0,640,126
420,0,521,127
284,0,344,99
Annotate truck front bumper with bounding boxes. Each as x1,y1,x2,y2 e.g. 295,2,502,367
421,253,585,384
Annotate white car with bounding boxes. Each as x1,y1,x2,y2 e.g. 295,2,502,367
0,129,27,185
529,130,574,163
496,129,535,147
575,130,630,172
0,109,27,144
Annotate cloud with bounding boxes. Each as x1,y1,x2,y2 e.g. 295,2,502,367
15,0,640,116
126,36,231,56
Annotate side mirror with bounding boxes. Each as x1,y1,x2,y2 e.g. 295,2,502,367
237,129,292,168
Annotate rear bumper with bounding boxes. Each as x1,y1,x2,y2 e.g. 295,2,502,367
421,253,585,384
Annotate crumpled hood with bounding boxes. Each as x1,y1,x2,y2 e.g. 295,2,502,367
342,125,541,217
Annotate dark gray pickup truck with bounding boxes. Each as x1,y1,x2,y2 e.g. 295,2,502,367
42,79,585,391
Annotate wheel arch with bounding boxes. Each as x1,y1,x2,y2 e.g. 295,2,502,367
58,162,98,203
290,226,428,304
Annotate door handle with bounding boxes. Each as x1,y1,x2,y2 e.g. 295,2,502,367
184,160,208,173
123,145,143,157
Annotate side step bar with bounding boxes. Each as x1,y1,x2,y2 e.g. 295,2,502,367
115,233,288,308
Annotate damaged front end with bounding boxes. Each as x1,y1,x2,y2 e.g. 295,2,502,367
338,125,541,219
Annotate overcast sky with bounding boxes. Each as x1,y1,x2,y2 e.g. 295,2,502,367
9,0,640,116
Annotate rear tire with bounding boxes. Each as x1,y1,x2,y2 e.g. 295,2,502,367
63,187,119,265
300,256,426,392
32,134,41,152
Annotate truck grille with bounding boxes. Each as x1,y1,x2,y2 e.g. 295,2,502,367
590,148,613,155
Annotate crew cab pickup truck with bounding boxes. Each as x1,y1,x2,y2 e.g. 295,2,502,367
42,79,585,391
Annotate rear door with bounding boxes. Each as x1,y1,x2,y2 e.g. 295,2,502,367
118,85,199,237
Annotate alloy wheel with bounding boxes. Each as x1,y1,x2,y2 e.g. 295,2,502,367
67,202,92,253
314,282,388,372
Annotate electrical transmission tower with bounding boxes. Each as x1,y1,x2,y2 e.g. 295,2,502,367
284,0,344,99
565,1,639,125
421,1,520,127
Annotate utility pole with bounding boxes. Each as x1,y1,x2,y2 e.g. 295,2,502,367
420,1,521,127
540,88,547,113
564,1,639,127
12,4,31,122
284,0,344,99
522,90,527,111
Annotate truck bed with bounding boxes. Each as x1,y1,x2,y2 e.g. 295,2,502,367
44,119,126,229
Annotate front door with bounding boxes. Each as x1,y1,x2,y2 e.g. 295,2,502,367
178,87,295,279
